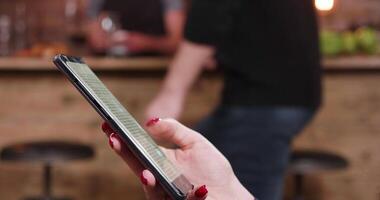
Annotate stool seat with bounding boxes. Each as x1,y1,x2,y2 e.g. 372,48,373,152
288,150,349,200
24,197,71,200
1,141,95,200
0,141,94,163
289,150,349,174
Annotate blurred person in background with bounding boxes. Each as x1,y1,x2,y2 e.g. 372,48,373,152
146,0,322,199
86,0,185,55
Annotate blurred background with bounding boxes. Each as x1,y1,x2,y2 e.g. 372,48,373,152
0,0,379,199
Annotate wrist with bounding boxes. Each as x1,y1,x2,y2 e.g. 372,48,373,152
206,178,254,200
230,178,255,200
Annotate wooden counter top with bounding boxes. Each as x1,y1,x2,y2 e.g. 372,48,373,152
0,57,171,71
0,56,380,71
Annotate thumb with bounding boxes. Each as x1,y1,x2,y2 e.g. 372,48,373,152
145,118,204,149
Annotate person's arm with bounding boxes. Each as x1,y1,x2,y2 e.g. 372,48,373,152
145,41,215,119
162,41,214,98
146,0,236,119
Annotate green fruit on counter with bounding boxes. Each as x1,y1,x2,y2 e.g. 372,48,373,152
342,31,358,55
320,30,343,57
355,27,378,55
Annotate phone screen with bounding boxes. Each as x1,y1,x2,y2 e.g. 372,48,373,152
67,61,181,181
54,55,192,200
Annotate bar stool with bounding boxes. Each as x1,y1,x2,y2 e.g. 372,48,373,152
288,150,349,200
0,141,95,200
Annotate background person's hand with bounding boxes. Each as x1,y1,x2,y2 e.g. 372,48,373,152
101,119,254,200
110,31,153,54
87,20,109,52
124,32,152,53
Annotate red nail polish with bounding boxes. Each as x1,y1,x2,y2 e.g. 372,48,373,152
140,172,148,185
146,117,160,127
102,123,112,134
109,133,115,148
195,185,208,198
101,122,108,131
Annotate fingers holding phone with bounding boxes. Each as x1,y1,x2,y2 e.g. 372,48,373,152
101,121,208,200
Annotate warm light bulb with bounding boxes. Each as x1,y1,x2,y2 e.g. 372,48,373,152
315,0,334,11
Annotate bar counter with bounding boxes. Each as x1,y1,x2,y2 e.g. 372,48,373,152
0,57,172,71
0,56,379,200
1,55,380,71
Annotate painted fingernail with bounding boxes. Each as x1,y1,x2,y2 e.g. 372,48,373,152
146,117,160,127
109,133,115,148
195,185,208,198
102,122,112,134
140,171,148,185
101,122,107,131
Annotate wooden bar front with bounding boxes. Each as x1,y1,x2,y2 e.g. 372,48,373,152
0,57,379,200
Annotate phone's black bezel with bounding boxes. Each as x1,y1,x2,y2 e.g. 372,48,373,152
53,54,188,200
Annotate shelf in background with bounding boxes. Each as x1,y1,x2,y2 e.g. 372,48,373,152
323,55,380,70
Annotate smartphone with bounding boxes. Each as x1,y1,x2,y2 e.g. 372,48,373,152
53,54,193,200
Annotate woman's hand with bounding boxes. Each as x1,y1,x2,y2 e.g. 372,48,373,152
101,118,254,200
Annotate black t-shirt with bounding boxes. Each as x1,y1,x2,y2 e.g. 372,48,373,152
102,0,166,36
185,0,322,108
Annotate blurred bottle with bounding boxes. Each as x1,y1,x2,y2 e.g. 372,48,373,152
100,12,129,57
14,2,28,51
0,15,11,56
